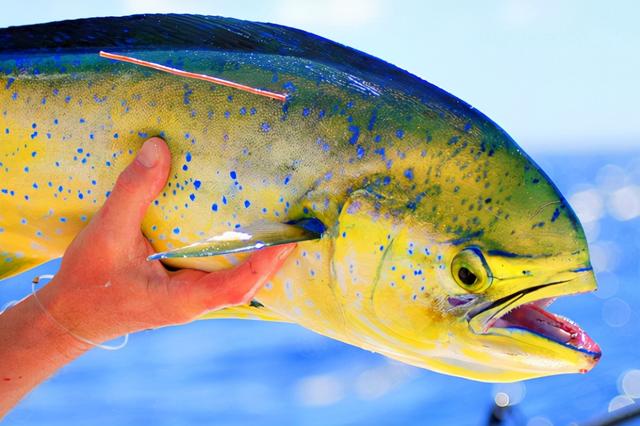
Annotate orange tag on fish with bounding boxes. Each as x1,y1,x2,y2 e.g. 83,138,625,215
99,51,287,102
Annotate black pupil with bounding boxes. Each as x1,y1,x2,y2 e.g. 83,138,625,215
458,267,477,285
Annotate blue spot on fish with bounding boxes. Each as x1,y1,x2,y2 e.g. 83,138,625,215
317,138,330,152
283,81,297,92
183,84,192,105
348,125,360,145
368,109,378,131
404,168,414,180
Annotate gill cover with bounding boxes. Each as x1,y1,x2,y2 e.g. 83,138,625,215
332,186,443,357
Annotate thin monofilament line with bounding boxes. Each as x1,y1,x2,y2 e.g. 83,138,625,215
99,51,288,102
32,274,128,351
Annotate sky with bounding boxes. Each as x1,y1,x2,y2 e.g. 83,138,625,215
1,0,638,153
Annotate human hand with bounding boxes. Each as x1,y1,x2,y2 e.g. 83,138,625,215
36,137,295,350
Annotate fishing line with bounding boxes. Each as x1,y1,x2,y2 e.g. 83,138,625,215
0,299,22,315
31,274,129,351
99,51,288,102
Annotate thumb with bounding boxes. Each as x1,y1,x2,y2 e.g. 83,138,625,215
99,137,171,237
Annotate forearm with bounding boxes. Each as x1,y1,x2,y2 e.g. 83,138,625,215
0,293,90,418
0,138,293,418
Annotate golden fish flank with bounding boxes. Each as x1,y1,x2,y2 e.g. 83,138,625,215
0,15,599,382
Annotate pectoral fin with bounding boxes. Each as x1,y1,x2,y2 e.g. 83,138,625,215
199,300,293,323
148,218,324,261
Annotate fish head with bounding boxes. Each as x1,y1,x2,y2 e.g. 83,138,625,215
332,122,600,382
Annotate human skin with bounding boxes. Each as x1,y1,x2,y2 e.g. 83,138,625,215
0,137,295,418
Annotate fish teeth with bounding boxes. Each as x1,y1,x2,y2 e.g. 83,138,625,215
485,296,559,333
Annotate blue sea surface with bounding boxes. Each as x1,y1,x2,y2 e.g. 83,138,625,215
2,151,640,426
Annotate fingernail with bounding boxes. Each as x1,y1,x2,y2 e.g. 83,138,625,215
278,244,296,260
137,139,159,168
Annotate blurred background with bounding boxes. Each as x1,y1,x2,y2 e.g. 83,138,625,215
1,1,639,425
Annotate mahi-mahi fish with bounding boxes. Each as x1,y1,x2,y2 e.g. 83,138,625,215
0,15,600,382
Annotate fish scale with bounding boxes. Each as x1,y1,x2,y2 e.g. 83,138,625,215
0,14,600,382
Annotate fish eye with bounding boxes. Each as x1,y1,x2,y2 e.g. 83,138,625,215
451,247,492,292
457,267,477,285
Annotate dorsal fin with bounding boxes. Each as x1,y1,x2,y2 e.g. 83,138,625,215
0,14,393,66
0,14,472,113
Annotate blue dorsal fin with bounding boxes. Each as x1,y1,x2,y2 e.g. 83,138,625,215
0,14,467,110
0,14,482,121
0,14,385,66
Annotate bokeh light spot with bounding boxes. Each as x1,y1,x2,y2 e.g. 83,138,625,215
608,395,635,412
602,297,632,328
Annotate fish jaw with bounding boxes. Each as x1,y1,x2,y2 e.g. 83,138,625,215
462,269,601,380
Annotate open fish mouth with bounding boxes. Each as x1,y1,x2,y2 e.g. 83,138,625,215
466,280,602,359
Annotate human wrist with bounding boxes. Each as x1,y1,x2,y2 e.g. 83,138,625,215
0,285,91,419
33,275,117,350
1,292,91,363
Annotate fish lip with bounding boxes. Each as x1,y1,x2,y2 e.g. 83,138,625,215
465,279,571,330
465,278,601,359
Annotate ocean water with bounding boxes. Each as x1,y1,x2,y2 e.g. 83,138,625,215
2,150,640,426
